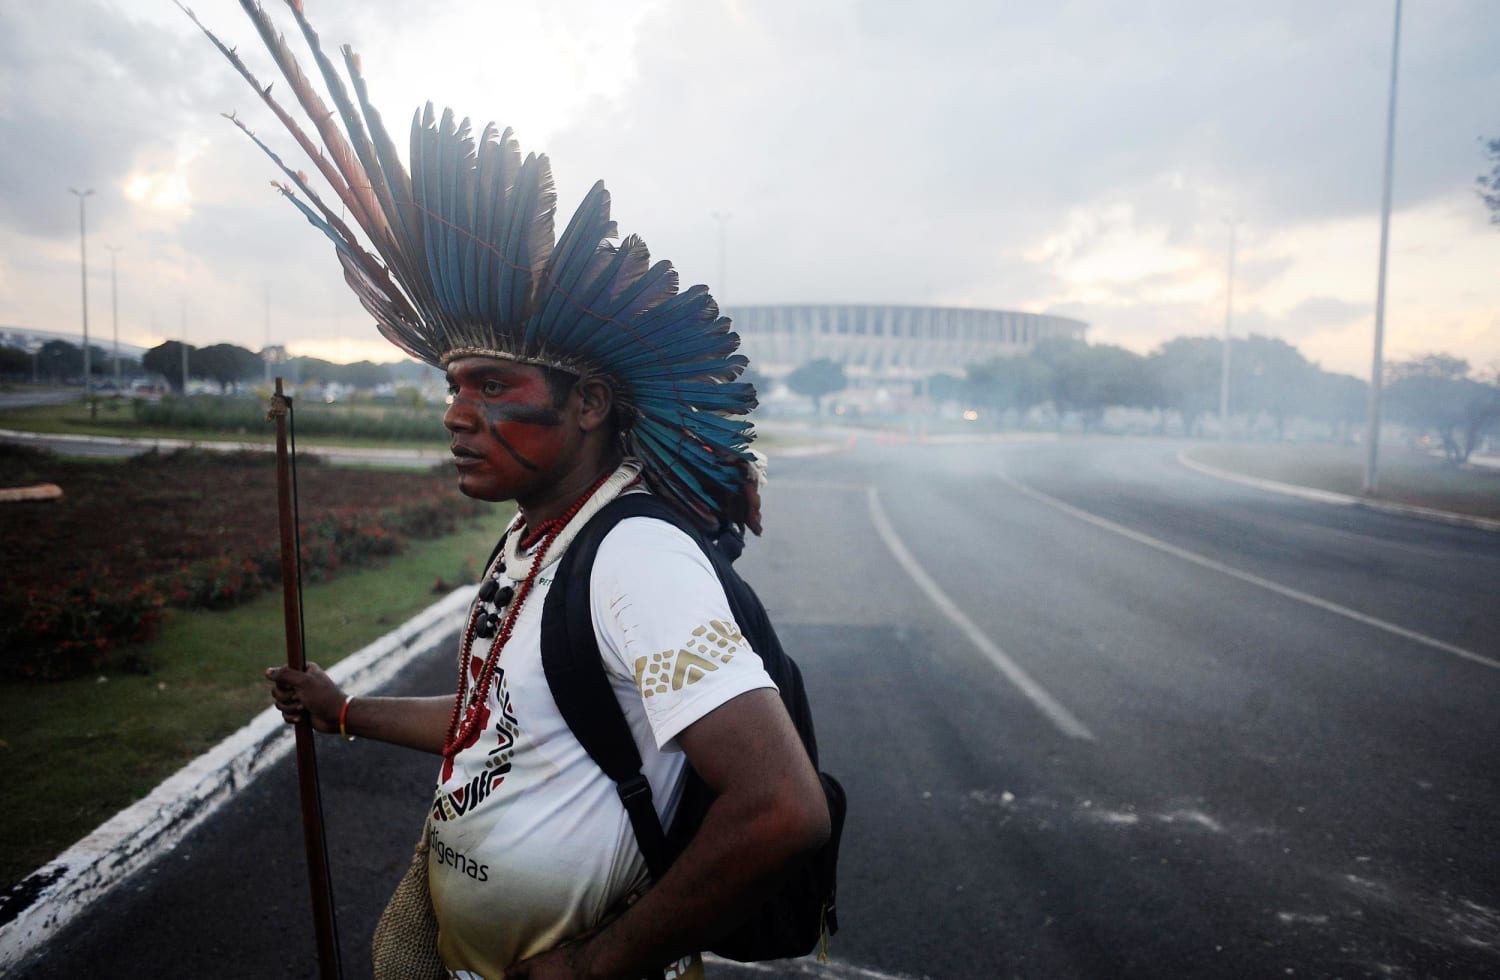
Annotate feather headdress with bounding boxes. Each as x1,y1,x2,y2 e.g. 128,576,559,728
180,0,758,530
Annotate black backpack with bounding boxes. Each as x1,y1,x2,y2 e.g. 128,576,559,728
535,492,846,963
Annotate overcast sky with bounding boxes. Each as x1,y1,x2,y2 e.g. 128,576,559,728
2,0,1497,377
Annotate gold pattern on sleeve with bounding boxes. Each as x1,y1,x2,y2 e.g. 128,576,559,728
634,620,744,698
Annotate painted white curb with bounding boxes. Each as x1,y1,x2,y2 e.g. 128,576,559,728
0,427,450,464
0,586,476,972
774,441,846,458
770,429,1057,454
704,953,921,979
1177,449,1500,533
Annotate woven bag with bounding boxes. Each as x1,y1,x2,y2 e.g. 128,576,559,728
371,819,445,980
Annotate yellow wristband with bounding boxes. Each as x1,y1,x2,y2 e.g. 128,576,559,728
339,696,356,742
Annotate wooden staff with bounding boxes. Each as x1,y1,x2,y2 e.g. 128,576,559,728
268,377,343,980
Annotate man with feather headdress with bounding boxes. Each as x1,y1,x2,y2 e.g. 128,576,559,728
183,2,832,977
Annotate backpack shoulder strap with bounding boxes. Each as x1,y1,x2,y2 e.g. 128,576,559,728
540,493,688,880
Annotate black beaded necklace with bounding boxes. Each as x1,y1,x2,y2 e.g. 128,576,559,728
472,572,516,640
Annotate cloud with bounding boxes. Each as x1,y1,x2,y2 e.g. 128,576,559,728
1281,296,1370,335
2,0,1497,379
1228,296,1372,362
0,1,244,239
535,0,1499,316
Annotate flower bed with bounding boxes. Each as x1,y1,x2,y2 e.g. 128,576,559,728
0,445,484,680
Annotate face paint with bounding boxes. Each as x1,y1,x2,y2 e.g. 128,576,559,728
443,356,579,504
478,400,563,472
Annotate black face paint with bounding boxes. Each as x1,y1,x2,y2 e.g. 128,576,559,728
445,359,572,491
478,401,564,428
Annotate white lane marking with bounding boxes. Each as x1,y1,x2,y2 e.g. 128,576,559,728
1158,809,1225,833
704,954,922,979
998,474,1500,672
1088,809,1141,825
865,486,1096,741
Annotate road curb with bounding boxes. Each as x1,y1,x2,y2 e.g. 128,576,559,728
0,586,476,973
774,441,846,458
771,429,1058,453
1176,449,1500,534
0,427,449,464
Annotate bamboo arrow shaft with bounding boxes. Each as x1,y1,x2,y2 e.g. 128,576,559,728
270,377,343,980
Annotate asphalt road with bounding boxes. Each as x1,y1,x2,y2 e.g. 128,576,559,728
0,390,82,411
13,437,1500,979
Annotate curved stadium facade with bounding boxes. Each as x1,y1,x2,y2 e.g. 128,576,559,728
725,304,1088,385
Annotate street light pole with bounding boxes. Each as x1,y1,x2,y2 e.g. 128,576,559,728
180,298,190,396
1219,217,1242,441
712,212,731,307
1363,0,1403,495
105,245,123,386
264,282,273,385
68,188,95,397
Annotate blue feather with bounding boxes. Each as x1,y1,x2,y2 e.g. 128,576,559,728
414,106,452,319
574,259,679,363
487,130,523,321
472,123,502,324
529,181,612,348
189,0,760,528
453,117,482,320
342,47,435,322
500,154,547,325
436,109,463,317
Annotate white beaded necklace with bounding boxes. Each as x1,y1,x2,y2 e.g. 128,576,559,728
446,459,646,756
499,458,644,583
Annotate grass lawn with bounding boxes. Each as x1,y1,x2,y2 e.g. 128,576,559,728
1185,442,1500,520
0,510,511,891
1,397,799,455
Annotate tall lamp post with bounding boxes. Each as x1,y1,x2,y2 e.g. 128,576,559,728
264,282,273,385
711,212,731,307
105,245,123,386
180,298,191,395
68,187,95,397
1219,217,1243,441
1363,0,1403,495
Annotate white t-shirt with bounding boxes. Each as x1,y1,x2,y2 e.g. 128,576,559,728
428,514,776,979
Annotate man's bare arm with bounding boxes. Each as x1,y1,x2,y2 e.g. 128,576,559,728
266,663,452,756
509,687,831,979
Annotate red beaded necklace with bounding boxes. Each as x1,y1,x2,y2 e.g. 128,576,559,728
442,469,617,759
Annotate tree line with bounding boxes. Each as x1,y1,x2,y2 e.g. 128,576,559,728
10,335,1497,463
944,335,1365,439
140,341,425,394
777,335,1497,464
928,336,1497,462
0,337,435,395
0,340,143,384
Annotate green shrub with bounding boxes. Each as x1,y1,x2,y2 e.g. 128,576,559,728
158,557,269,610
2,580,165,680
134,395,446,442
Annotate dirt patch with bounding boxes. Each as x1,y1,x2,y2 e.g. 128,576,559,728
0,444,481,679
